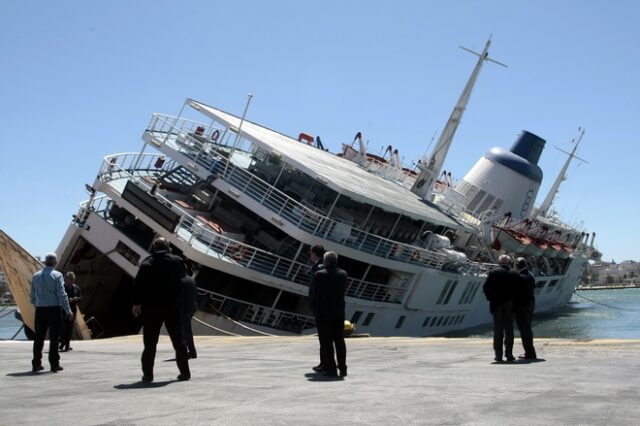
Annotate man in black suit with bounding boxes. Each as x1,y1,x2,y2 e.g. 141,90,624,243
307,244,326,372
483,255,517,362
514,257,537,359
310,251,347,377
132,238,190,382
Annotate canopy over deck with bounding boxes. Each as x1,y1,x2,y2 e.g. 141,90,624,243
189,99,470,230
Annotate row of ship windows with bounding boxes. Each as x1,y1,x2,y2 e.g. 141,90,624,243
350,311,465,329
435,278,563,307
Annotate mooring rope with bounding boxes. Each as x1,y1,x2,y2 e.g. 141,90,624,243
573,290,635,312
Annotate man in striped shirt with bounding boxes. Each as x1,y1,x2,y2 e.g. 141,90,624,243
30,253,73,373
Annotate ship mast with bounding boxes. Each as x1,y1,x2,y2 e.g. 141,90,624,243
410,37,506,200
535,127,587,217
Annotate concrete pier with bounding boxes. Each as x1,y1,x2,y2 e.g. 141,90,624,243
1,336,639,425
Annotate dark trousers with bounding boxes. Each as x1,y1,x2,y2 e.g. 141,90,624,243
59,307,75,350
515,300,536,358
315,315,328,367
181,311,196,355
32,306,62,369
317,316,346,372
492,301,514,360
141,308,190,379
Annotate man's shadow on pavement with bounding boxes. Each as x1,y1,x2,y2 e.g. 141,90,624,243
491,358,546,365
6,371,51,377
114,379,175,389
305,372,344,382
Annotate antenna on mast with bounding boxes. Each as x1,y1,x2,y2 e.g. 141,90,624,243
535,127,588,217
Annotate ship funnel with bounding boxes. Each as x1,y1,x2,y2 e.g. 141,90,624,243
454,130,546,222
510,131,545,165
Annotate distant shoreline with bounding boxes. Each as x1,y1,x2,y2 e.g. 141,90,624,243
576,284,640,291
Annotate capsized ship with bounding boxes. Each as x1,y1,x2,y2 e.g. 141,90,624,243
49,39,599,338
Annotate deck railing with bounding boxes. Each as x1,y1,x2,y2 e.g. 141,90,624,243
144,114,493,276
196,287,315,334
90,154,408,303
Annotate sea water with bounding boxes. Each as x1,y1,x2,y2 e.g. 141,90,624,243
1,289,639,340
445,288,640,339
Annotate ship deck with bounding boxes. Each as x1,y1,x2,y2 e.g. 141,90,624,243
2,336,638,425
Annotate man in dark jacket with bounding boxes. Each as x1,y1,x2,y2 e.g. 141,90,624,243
132,238,190,382
513,257,537,359
59,271,82,352
483,254,518,362
310,251,347,377
307,244,326,372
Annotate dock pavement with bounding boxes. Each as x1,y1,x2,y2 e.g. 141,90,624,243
1,336,639,425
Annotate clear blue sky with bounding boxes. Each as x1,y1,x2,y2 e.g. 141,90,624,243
1,1,637,262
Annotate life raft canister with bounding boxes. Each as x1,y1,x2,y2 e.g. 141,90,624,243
298,132,314,145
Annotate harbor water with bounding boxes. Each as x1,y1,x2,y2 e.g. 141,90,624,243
1,289,638,341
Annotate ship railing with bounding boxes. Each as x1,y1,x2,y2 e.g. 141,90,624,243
196,287,316,334
93,156,409,303
144,114,493,276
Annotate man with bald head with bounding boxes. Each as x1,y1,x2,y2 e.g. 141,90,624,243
483,254,518,362
132,237,190,382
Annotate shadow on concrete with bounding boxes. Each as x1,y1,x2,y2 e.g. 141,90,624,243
114,380,175,389
6,371,50,377
304,372,344,382
491,358,547,365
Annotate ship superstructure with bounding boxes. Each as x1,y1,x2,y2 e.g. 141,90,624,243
50,40,597,338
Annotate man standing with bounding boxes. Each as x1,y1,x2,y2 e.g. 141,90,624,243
514,257,537,359
30,253,73,373
307,244,326,372
59,271,82,352
181,260,198,359
311,251,347,377
132,238,190,382
482,254,517,363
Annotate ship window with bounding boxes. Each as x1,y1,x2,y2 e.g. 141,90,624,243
436,280,453,304
491,199,504,214
395,316,406,329
455,315,462,324
458,315,465,324
363,312,375,326
436,316,444,326
430,317,438,326
546,279,559,293
477,194,496,215
466,189,486,211
443,316,451,326
350,311,363,324
442,280,458,305
534,281,547,295
458,283,472,304
422,316,431,327
436,280,458,305
468,282,481,303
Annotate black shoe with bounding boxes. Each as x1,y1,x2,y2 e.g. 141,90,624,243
177,374,191,381
321,370,338,377
188,353,197,359
51,366,64,373
32,365,44,373
141,375,153,383
506,356,516,362
312,364,327,372
339,367,347,377
494,357,504,363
